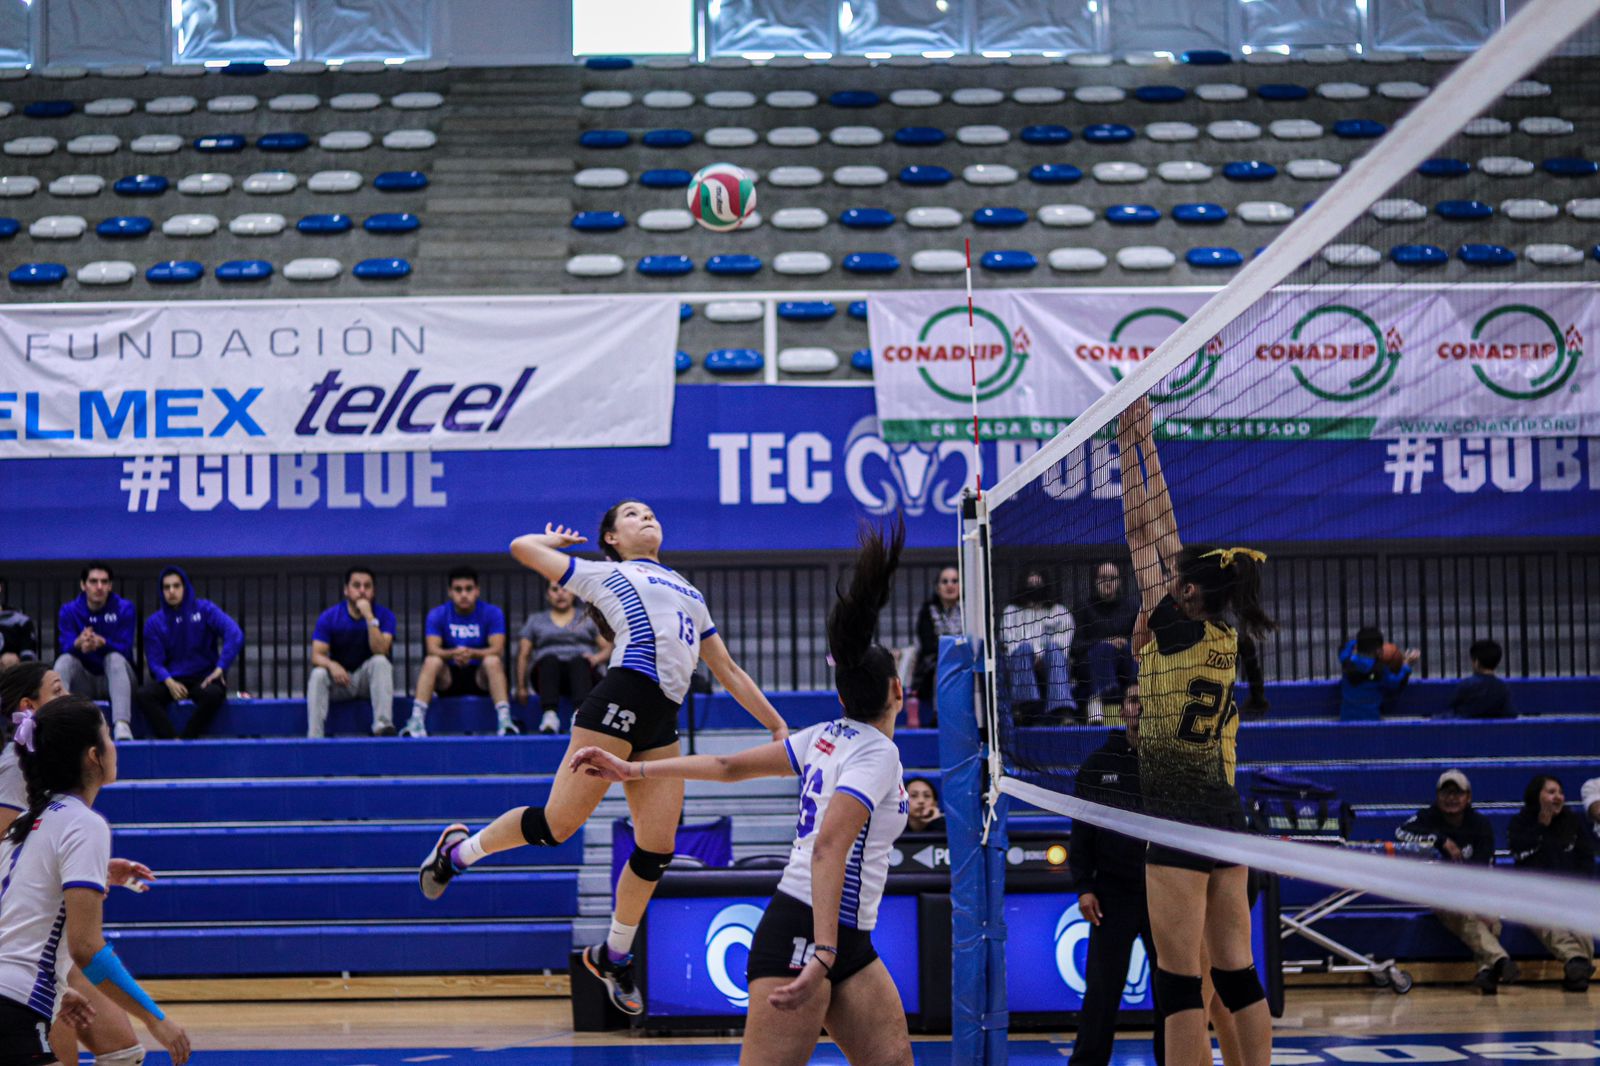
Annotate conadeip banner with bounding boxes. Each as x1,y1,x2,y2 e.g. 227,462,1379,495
867,286,1598,441
0,295,679,457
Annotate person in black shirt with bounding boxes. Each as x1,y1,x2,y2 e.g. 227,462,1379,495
1447,639,1514,719
911,567,963,725
1395,770,1510,994
0,578,38,671
1507,775,1595,992
1070,562,1139,726
1068,682,1163,1066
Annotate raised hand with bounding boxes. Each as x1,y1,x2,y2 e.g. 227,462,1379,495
543,523,588,548
568,746,635,782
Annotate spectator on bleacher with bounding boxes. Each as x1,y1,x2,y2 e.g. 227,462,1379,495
1583,776,1600,843
515,579,610,737
1003,570,1076,722
1447,639,1514,719
1069,561,1138,726
1395,770,1510,994
54,562,138,742
0,577,39,670
1508,775,1595,992
136,568,244,740
307,566,398,738
1337,626,1417,720
405,566,514,738
902,777,946,836
912,566,963,725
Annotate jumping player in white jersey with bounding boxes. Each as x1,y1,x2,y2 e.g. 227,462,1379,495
419,499,789,1015
0,695,188,1066
572,520,915,1066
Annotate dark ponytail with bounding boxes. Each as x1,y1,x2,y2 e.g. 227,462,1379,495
1175,545,1276,641
0,661,51,720
828,517,906,721
7,696,107,847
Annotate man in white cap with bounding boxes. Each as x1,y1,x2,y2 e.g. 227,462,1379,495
1396,769,1512,994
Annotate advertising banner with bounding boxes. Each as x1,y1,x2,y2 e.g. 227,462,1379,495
867,286,1598,441
0,295,678,457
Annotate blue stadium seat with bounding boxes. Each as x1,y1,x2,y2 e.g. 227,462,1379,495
363,212,421,234
1106,204,1160,225
848,300,868,320
1391,243,1449,266
586,57,634,70
842,252,899,274
1186,247,1243,268
1542,157,1598,177
640,169,692,188
642,129,695,148
1458,243,1516,266
706,254,762,275
572,210,626,232
1257,84,1310,101
0,218,18,238
8,263,67,286
1173,202,1228,224
216,259,273,282
980,250,1037,272
679,303,693,321
1029,163,1083,184
839,208,895,229
1135,85,1187,103
777,301,836,322
221,61,268,76
973,207,1027,227
1334,119,1387,139
1182,49,1232,64
829,91,879,109
895,127,947,147
96,216,153,238
146,260,205,284
1020,125,1072,145
900,165,953,186
258,132,311,152
1419,158,1471,177
1435,199,1493,220
374,171,429,192
1223,161,1277,182
675,351,693,374
1083,123,1135,144
353,257,412,280
113,174,169,196
298,213,354,234
851,348,872,372
637,254,693,276
194,134,247,153
23,101,76,119
705,348,764,375
580,130,631,149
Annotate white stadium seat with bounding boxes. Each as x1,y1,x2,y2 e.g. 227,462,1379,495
401,59,448,72
642,57,691,69
1038,204,1095,227
308,170,363,193
1287,158,1342,180
1519,116,1573,136
638,209,693,231
67,135,120,156
1242,52,1289,65
1049,248,1108,271
178,173,234,195
30,215,88,239
826,56,870,67
383,129,437,150
1207,120,1261,141
1321,244,1382,267
1315,82,1369,100
1463,117,1511,137
1565,198,1600,220
1525,243,1584,266
705,301,764,323
1158,160,1213,183
1377,81,1429,100
98,65,148,79
0,176,40,198
208,94,260,114
906,206,962,228
767,127,821,147
771,207,828,230
642,90,694,109
320,130,374,151
566,254,625,277
767,166,824,187
1238,201,1295,224
707,56,752,68
279,60,326,74
766,90,819,109
39,64,88,79
1302,48,1350,64
581,91,632,109
1116,245,1176,270
706,127,758,148
284,258,343,281
964,163,1018,185
244,171,299,195
270,94,321,112
49,175,104,197
1006,55,1051,66
1195,83,1248,102
830,126,884,147
890,89,942,107
778,348,840,375
78,261,137,285
391,91,444,111
157,64,207,77
1501,199,1558,221
85,97,137,116
162,213,220,236
949,55,993,67
330,92,382,112
1013,86,1066,105
957,125,1010,146
1074,85,1125,104
229,213,288,236
1146,122,1199,143
1370,198,1427,221
131,134,183,154
1361,51,1406,64
1480,156,1535,177
833,165,888,186
146,96,198,115
336,60,385,74
1505,80,1551,98
705,90,757,109
1067,53,1112,66
1270,119,1323,141
911,249,966,273
1093,161,1149,183
1122,53,1169,66
574,167,629,189
773,251,831,275
951,87,1003,106
888,55,930,67
5,137,59,157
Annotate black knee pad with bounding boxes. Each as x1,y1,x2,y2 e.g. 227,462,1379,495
627,846,673,882
1153,968,1205,1014
519,806,559,847
1210,965,1266,1012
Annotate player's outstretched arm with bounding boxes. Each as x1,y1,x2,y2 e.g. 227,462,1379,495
510,524,588,583
1117,398,1169,623
700,632,789,741
569,741,795,783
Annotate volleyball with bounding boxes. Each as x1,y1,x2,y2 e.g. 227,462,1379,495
687,163,756,232
1380,642,1403,669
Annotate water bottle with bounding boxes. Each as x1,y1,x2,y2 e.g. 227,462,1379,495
905,691,921,728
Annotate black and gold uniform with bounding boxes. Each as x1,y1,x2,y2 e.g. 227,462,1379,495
1137,595,1247,871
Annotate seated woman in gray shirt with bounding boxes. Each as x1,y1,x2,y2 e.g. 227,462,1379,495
516,581,612,734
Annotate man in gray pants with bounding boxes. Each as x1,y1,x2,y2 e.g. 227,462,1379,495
55,561,139,740
307,566,399,737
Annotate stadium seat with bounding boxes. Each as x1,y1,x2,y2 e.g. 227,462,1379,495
773,251,830,275
842,252,899,273
1391,243,1448,266
1377,80,1430,99
1436,199,1494,220
220,60,268,76
244,171,299,195
329,93,381,112
8,263,68,285
1038,204,1094,227
1420,158,1472,177
1083,123,1136,144
383,130,436,151
706,128,756,148
851,349,872,372
1256,83,1309,101
767,90,820,108
146,259,205,284
278,60,325,74
195,134,247,153
704,348,763,374
679,303,693,322
1173,202,1228,224
890,89,941,107
769,166,824,187
67,135,120,156
1480,156,1535,177
0,218,18,237
957,125,1010,146
675,351,693,374
768,127,822,147
307,170,362,194
1505,79,1551,97
705,301,762,323
97,216,153,238
78,260,138,285
1030,163,1083,184
1158,160,1214,183
911,249,966,273
847,301,868,321
1457,243,1516,266
778,348,840,374
705,254,762,275
572,210,626,232
574,167,627,189
230,213,287,236
86,98,138,116
353,257,412,280
831,126,885,147
1136,85,1187,103
565,254,624,277
298,213,354,235
283,257,342,281
1463,117,1511,137
637,254,693,276
1074,86,1125,104
641,129,694,150
980,250,1036,272
4,137,59,157
829,91,879,109
777,301,836,322
1106,204,1160,225
1093,162,1148,183
1287,159,1342,180
49,175,105,197
1543,157,1599,177
580,91,632,109
906,206,961,228
259,133,312,152
1020,125,1071,145
1316,82,1369,100
839,208,895,229
1182,49,1231,65
1268,119,1323,141
210,94,260,114
1321,243,1382,266
270,94,322,113
1525,243,1584,265
1567,198,1600,220
1371,198,1428,221
1117,246,1177,270
131,134,183,155
320,131,372,151
1048,247,1109,271
972,207,1027,228
640,169,692,188
1334,119,1387,139
952,87,1003,106
1222,161,1275,182
585,56,632,70
1237,200,1294,224
900,165,953,186
627,208,686,233
896,127,948,146
1208,120,1261,141
23,101,76,119
580,130,630,149
705,90,756,109
29,216,88,239
1146,122,1199,142
178,173,233,195
1186,247,1243,268
1520,117,1574,136
114,175,169,196
162,214,220,237
966,164,1019,185
835,166,888,187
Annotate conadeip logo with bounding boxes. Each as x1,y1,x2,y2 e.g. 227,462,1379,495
1437,304,1584,400
879,305,1032,403
1077,307,1222,403
704,903,766,1009
1258,305,1402,403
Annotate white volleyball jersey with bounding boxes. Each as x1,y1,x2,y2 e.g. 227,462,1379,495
0,794,109,1020
0,747,24,813
559,557,716,704
777,719,908,931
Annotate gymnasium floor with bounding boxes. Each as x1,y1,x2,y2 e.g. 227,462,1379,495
163,985,1598,1065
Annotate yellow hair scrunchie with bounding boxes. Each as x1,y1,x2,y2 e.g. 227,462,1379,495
1202,547,1268,569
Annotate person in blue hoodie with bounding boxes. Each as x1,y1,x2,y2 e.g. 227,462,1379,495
54,562,139,741
135,567,244,740
1338,625,1418,720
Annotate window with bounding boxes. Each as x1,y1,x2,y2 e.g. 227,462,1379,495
572,0,693,55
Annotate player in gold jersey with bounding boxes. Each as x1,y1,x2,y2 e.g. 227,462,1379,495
1116,396,1275,1066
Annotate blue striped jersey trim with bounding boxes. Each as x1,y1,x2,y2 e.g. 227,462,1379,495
27,904,65,1017
783,738,801,775
839,823,870,928
62,881,106,893
603,571,658,682
558,556,577,587
0,802,22,812
702,626,717,639
835,786,875,814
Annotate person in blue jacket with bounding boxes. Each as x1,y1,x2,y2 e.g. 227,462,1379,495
1338,625,1418,720
135,567,244,740
54,562,139,741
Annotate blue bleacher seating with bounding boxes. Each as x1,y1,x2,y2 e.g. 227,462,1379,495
1257,83,1310,101
222,61,268,76
9,263,68,286
363,212,421,234
777,300,836,321
1020,124,1073,145
23,101,76,119
1542,157,1598,177
1334,119,1387,139
637,254,693,276
0,219,18,238
981,250,1037,272
571,210,626,231
1173,202,1228,224
96,216,153,238
675,350,693,373
639,168,692,188
580,130,631,149
114,175,169,196
829,90,879,108
216,259,273,282
1187,246,1243,268
1436,199,1494,220
298,213,355,234
374,170,429,192
842,252,899,274
1391,243,1449,266
900,164,952,185
973,207,1028,227
1106,204,1160,225
1135,85,1187,103
1223,161,1277,182
1030,163,1083,184
586,56,634,70
706,254,762,275
643,129,695,148
1083,122,1136,144
848,300,868,320
1420,157,1471,177
851,348,872,372
704,348,763,374
1182,48,1232,64
258,132,311,152
1458,243,1516,266
146,260,205,284
195,134,247,153
839,207,895,229
895,127,947,147
353,257,412,280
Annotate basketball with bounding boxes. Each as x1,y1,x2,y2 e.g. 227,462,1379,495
1380,642,1404,669
687,162,756,232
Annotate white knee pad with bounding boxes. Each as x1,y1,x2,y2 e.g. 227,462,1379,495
96,1044,146,1066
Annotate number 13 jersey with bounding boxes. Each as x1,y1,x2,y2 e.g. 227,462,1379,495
559,557,716,704
778,720,908,931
